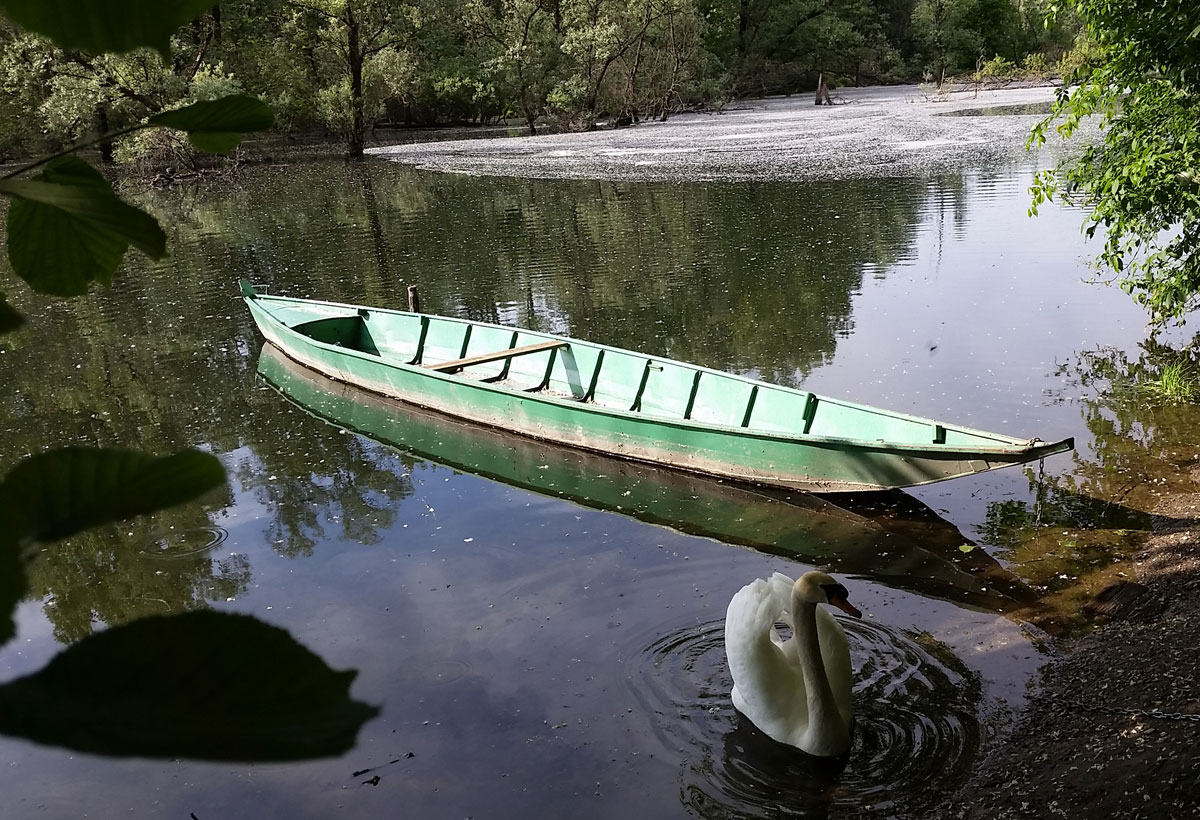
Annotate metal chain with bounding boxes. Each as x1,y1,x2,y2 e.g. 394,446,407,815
1030,693,1200,722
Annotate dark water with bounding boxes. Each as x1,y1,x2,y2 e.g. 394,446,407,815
0,158,1195,819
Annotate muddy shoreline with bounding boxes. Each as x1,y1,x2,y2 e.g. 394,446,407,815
944,482,1200,819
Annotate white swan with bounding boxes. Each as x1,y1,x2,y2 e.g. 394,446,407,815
725,570,861,756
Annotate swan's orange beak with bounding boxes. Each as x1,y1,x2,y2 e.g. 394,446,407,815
830,596,862,618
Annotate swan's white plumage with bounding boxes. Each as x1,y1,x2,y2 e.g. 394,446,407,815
725,571,855,755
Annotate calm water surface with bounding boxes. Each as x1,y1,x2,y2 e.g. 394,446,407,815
0,158,1195,819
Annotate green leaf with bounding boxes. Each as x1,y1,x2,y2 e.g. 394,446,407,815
1,156,166,296
186,132,244,153
0,290,25,334
0,447,225,542
957,543,977,553
0,0,216,57
0,611,379,760
148,95,274,154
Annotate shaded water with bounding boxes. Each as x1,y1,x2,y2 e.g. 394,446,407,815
1,158,1196,819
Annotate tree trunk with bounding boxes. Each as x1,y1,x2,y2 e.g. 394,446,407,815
814,73,832,105
347,8,366,157
96,104,115,165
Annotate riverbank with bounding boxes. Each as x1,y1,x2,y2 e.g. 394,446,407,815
944,483,1200,819
370,84,1082,182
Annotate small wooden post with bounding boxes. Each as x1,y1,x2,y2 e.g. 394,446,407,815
407,284,421,313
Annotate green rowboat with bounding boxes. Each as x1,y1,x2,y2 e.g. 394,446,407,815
257,342,1040,613
241,280,1072,492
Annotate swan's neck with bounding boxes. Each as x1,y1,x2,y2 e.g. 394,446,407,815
792,594,847,748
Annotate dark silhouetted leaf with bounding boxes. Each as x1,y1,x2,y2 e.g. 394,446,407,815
148,95,274,153
0,0,216,57
0,290,24,334
0,447,225,542
0,522,26,648
0,611,379,760
1,157,166,296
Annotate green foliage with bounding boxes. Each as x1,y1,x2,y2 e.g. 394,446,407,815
148,93,274,153
0,0,1082,143
2,156,166,296
976,54,1016,76
0,0,215,57
1030,1,1200,323
0,611,379,760
1151,360,1199,402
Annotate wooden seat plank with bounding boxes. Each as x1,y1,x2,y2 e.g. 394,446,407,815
425,339,568,373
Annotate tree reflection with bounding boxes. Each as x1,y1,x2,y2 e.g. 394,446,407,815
979,333,1200,628
1,157,940,643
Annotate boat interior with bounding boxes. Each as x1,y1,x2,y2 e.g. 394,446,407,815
286,310,1006,447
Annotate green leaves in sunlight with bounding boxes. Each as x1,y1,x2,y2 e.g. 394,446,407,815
1,156,166,297
0,0,216,58
0,611,380,761
149,95,275,153
0,447,225,543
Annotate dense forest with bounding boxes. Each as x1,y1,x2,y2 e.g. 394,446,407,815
0,0,1079,161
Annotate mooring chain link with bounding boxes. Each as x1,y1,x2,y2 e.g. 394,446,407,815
1029,693,1200,723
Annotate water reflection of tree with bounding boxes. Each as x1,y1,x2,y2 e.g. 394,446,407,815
140,160,930,385
27,520,250,645
0,245,414,639
1057,335,1200,506
977,335,1200,626
0,157,941,641
230,404,416,558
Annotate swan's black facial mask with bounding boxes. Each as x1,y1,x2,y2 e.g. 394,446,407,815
820,583,863,618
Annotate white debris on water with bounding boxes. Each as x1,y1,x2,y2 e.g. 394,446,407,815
369,85,1094,183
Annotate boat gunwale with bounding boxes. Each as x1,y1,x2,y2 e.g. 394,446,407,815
245,291,1072,459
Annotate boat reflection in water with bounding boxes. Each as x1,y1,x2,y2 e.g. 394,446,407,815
256,343,1038,615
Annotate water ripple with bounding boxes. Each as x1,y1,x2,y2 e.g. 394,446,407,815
139,526,229,560
627,617,983,818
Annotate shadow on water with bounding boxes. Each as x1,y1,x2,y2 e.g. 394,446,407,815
257,343,1037,614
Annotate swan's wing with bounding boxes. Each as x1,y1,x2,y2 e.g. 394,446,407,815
725,579,807,741
765,572,796,651
766,572,796,615
815,605,854,725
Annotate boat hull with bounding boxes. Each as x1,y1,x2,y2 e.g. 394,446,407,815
243,284,1072,492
